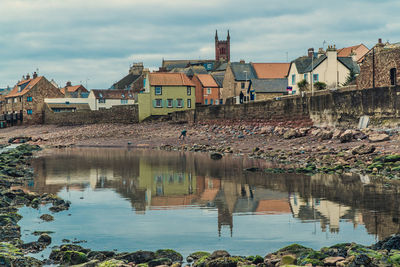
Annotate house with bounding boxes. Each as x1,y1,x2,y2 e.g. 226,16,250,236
192,74,221,105
249,63,290,100
287,46,360,93
60,82,89,98
111,62,147,92
250,78,288,100
337,44,369,64
357,39,400,89
137,72,196,122
220,61,257,103
2,73,63,124
88,89,135,110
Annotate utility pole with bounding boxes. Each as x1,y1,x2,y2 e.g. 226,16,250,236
311,54,314,96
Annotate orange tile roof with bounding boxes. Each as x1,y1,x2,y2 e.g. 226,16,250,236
252,63,290,79
149,72,195,87
255,199,291,214
6,76,43,98
337,44,369,62
196,74,219,88
60,85,87,95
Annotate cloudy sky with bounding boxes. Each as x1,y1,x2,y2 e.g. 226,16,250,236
0,0,399,89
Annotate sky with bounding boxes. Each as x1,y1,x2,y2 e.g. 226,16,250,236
1,0,399,89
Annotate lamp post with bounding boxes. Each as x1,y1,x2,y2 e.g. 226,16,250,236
311,54,314,96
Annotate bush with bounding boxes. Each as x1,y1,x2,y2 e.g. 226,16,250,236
297,79,309,92
314,81,327,90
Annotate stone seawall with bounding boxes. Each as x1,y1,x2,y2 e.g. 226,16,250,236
44,104,139,125
170,86,400,127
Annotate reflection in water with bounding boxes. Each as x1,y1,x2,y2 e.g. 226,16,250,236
26,148,400,241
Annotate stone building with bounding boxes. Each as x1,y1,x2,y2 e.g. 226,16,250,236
111,62,147,92
357,39,400,89
3,74,63,124
60,82,88,98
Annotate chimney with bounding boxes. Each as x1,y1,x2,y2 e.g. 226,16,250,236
239,59,245,64
317,48,325,58
32,72,38,79
308,48,314,58
378,38,382,44
66,81,72,87
26,73,30,80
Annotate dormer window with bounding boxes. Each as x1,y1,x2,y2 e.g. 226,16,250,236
18,86,22,92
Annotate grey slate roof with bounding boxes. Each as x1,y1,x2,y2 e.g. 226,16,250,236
211,72,225,87
230,62,257,81
338,57,360,74
292,57,313,74
112,73,140,89
251,78,288,93
303,55,327,72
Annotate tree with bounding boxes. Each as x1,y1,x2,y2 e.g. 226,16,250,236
297,79,309,92
314,81,327,90
342,69,357,86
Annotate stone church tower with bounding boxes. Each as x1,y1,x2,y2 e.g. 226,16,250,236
215,30,230,62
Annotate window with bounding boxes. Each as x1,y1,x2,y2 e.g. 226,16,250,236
210,99,213,105
187,99,191,108
27,109,33,115
303,74,308,81
167,99,173,108
205,99,208,105
155,86,162,95
187,86,191,96
121,99,128,104
99,99,106,103
13,98,17,103
7,99,11,104
292,74,296,85
313,74,319,82
241,82,245,89
207,88,211,94
390,68,397,85
155,99,162,108
177,98,183,108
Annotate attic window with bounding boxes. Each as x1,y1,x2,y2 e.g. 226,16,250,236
99,93,103,98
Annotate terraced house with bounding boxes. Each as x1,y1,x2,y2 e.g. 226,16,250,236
2,74,63,124
138,73,195,122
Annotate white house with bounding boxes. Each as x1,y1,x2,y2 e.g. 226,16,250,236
287,46,360,93
88,89,135,110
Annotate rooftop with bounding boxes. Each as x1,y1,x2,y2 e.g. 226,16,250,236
196,74,219,88
91,89,135,99
252,63,290,79
149,73,195,86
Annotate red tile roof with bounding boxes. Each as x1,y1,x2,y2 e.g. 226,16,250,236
149,73,195,86
252,63,290,79
60,85,88,95
337,44,369,62
6,76,43,98
196,74,219,88
256,199,291,214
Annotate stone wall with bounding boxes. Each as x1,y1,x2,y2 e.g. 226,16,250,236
44,104,139,125
357,47,400,89
170,86,400,128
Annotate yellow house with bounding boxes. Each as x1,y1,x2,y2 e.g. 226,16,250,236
138,72,196,121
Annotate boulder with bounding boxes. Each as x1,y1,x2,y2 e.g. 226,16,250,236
148,257,172,267
155,249,183,263
339,130,354,143
368,133,390,143
115,250,155,264
332,129,342,139
319,130,333,140
40,214,54,222
323,256,345,265
210,250,230,259
283,129,298,139
351,144,376,155
259,126,274,134
38,233,52,245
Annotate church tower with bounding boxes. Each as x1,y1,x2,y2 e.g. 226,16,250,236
215,30,230,62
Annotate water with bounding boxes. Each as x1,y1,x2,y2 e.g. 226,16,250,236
18,148,400,259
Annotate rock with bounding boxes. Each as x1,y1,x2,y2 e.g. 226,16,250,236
155,249,183,263
283,129,298,139
280,254,296,265
368,133,390,143
339,130,354,143
323,256,345,265
372,234,400,250
38,233,52,245
332,129,342,139
115,250,155,264
210,153,223,160
148,257,173,267
210,250,230,259
351,144,376,155
187,252,210,263
354,254,371,265
40,214,54,222
319,130,333,140
61,251,88,265
260,126,274,134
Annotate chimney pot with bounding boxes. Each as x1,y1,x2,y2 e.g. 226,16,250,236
308,48,314,58
26,73,30,80
378,38,382,44
66,81,72,87
239,59,245,64
32,72,38,79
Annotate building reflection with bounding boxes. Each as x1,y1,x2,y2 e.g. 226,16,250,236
26,148,400,240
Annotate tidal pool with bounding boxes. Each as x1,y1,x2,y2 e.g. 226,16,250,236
18,148,400,259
